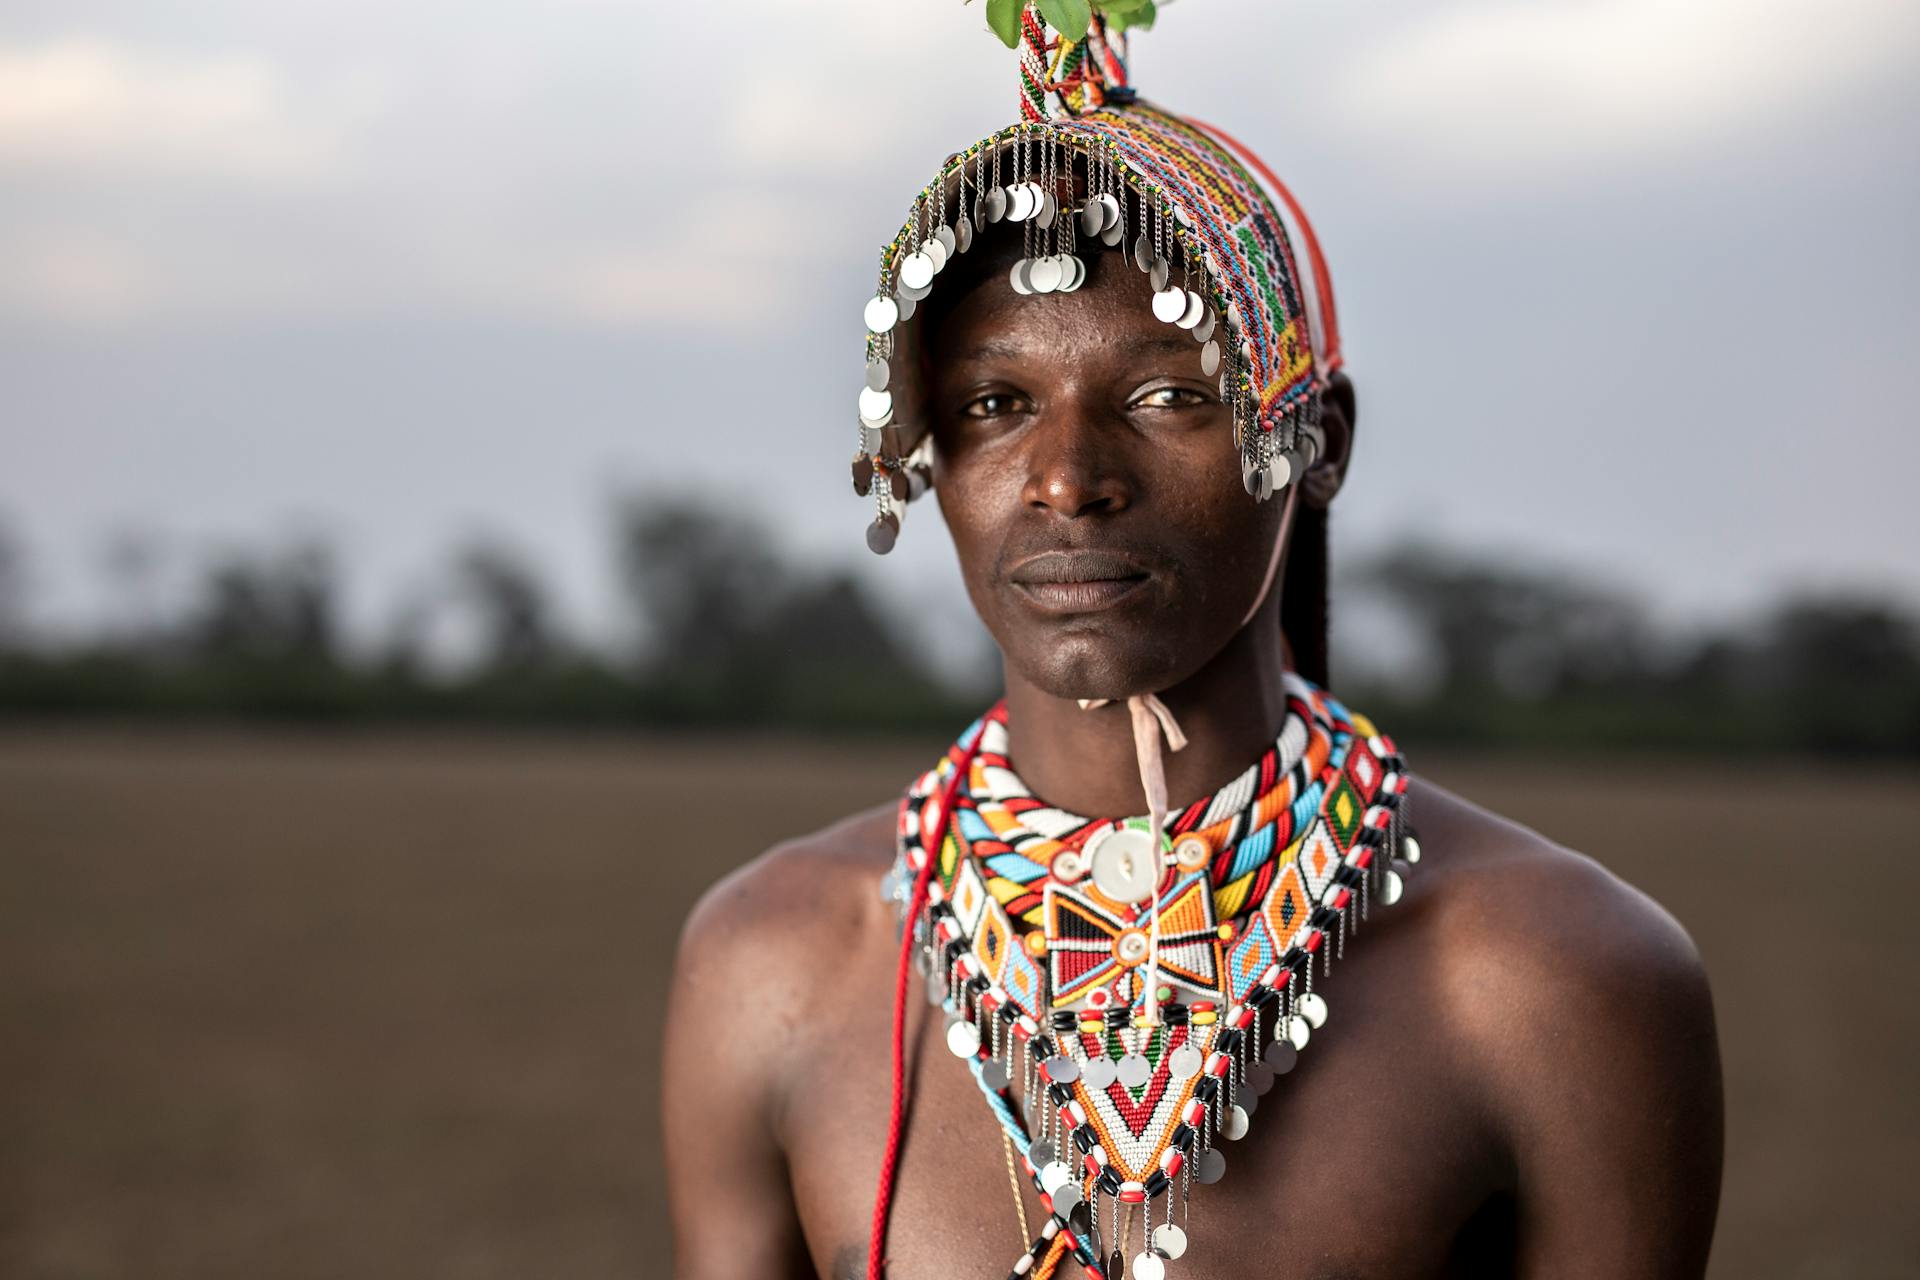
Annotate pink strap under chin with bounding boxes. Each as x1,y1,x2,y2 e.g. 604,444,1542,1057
1075,690,1187,1022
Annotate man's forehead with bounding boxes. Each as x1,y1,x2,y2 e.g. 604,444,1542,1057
941,328,1203,370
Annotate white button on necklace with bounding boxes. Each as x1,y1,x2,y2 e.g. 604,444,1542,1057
1085,825,1161,904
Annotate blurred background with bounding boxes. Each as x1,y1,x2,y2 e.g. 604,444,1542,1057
2,0,1916,1276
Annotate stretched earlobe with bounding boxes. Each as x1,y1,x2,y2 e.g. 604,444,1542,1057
1302,373,1357,509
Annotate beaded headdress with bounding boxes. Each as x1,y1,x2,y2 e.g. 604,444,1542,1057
850,1,1344,554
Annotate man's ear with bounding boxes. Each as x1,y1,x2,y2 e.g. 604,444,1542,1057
1303,370,1356,509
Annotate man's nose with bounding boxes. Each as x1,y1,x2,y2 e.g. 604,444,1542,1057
1021,402,1132,519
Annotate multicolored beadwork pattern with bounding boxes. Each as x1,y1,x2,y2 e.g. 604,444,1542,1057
883,676,1419,1279
1050,104,1318,429
947,684,1320,933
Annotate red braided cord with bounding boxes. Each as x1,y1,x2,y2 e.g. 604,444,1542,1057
865,729,987,1280
1184,117,1343,373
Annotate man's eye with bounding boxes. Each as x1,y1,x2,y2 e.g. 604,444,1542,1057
1134,386,1207,409
963,393,1025,418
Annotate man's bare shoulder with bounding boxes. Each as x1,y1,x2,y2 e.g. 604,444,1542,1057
1406,777,1719,1121
672,803,900,1006
1411,778,1711,1007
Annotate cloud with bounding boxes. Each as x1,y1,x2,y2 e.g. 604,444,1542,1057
1332,0,1920,179
0,40,346,183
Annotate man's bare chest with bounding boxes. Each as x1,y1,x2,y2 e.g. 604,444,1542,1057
777,933,1505,1280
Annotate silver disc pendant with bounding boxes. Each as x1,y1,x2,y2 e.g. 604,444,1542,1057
980,1059,1010,1092
1167,1044,1203,1080
1009,260,1034,296
1195,1148,1226,1184
1193,308,1216,344
1051,1181,1083,1218
865,357,889,392
1263,1037,1298,1074
1082,1055,1119,1090
923,236,949,273
1101,220,1124,247
894,292,916,321
1286,1014,1311,1051
1035,191,1058,229
1132,1251,1166,1280
1246,1063,1276,1095
1133,234,1154,271
1151,286,1188,323
1007,184,1035,222
1044,1055,1079,1084
1029,255,1064,294
863,294,899,334
1221,1103,1250,1140
955,215,974,253
1233,1084,1259,1117
984,186,1007,222
1039,1160,1074,1194
1086,826,1160,904
1149,257,1170,293
857,386,892,425
1029,1138,1056,1167
1383,868,1405,905
1200,340,1221,376
1058,255,1086,292
899,251,935,291
933,224,956,255
1116,1054,1151,1090
1152,1224,1188,1260
1299,992,1328,1028
1080,197,1104,236
1404,834,1423,864
1097,192,1122,231
1176,290,1205,329
946,1020,980,1058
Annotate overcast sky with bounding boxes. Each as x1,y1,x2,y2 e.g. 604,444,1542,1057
3,0,1917,660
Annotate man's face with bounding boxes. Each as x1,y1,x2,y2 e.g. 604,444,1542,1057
925,246,1285,702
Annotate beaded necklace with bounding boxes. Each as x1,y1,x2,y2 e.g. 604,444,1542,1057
879,674,1420,1280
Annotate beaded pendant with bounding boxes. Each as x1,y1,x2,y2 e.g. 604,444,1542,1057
882,675,1419,1278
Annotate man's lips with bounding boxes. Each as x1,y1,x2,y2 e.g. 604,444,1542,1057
1006,550,1152,613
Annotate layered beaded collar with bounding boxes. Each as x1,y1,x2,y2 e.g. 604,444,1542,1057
880,674,1419,1280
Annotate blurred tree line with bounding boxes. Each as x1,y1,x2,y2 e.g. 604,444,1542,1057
0,501,1914,755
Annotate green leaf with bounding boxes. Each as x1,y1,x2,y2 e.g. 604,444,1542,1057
986,0,1023,47
1038,0,1093,40
1098,0,1154,32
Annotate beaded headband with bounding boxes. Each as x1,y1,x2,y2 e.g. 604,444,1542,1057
851,3,1343,554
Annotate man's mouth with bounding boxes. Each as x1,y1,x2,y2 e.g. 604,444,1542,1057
1007,550,1153,613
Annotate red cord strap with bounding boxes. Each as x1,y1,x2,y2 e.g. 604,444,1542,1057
866,728,988,1279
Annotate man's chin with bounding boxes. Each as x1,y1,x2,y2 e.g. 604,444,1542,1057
1008,634,1182,704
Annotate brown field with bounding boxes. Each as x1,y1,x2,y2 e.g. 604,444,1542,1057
1,728,1916,1279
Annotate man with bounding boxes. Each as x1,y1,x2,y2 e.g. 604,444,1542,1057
664,12,1721,1279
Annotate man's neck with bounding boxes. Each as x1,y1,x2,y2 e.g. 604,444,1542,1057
1000,613,1298,819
